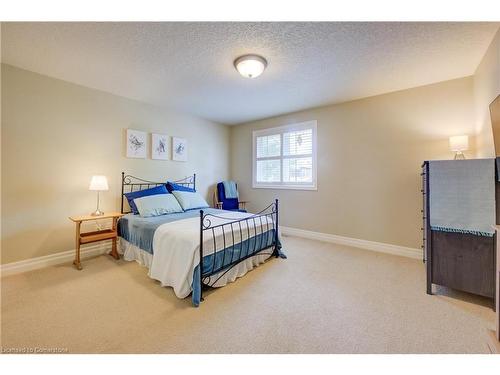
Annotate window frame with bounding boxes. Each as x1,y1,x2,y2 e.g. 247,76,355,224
252,120,318,190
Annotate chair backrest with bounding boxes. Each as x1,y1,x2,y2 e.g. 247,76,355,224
217,182,239,210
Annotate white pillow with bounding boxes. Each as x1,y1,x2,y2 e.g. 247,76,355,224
171,190,209,211
133,193,184,217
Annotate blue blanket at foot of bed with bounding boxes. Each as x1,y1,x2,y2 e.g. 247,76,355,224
191,230,285,307
118,211,286,307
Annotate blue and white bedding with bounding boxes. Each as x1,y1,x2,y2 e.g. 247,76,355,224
118,209,283,306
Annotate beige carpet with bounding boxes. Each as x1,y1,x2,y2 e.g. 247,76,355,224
0,235,496,353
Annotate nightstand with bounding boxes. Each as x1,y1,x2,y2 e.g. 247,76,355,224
69,212,124,270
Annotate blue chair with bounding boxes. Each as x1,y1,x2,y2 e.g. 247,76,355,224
215,182,248,212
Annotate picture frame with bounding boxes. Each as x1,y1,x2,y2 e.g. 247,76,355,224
151,133,169,160
126,129,147,158
172,137,188,162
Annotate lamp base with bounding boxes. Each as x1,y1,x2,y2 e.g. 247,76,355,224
454,151,466,160
91,209,104,216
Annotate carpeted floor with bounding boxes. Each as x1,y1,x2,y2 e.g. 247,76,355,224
0,235,496,353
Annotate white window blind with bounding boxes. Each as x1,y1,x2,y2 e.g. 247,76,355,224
256,134,280,158
252,121,317,190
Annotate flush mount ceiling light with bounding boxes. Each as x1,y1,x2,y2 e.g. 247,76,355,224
234,54,268,79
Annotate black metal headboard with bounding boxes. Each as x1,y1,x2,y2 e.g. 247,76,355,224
121,172,196,214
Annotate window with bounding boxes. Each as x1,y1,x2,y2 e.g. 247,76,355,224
253,121,317,190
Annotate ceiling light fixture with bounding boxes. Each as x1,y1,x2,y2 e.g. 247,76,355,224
234,54,268,79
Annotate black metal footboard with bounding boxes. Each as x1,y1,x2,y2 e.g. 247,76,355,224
198,199,281,302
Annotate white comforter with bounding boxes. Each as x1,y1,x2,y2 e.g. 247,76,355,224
149,210,275,298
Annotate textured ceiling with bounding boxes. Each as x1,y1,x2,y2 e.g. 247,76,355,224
1,22,499,124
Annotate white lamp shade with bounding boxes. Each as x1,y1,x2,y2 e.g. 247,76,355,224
449,135,469,152
234,55,267,79
89,175,109,191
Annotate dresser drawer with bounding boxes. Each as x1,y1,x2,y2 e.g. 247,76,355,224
431,230,495,298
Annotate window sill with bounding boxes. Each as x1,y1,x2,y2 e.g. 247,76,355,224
252,184,317,191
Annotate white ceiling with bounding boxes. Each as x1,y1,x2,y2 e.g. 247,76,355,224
1,22,498,125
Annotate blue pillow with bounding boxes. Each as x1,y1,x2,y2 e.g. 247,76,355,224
166,181,195,193
124,185,168,214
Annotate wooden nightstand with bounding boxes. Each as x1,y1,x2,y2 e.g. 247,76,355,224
69,212,124,270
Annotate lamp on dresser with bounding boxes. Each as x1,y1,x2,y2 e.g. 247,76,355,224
449,135,469,160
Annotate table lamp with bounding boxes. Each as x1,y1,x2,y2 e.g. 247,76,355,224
89,175,109,216
449,135,468,160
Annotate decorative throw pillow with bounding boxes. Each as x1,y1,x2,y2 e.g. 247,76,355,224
171,190,209,211
166,181,196,193
133,194,184,217
124,185,168,214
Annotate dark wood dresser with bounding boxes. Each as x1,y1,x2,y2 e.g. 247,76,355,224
488,226,500,353
421,161,496,301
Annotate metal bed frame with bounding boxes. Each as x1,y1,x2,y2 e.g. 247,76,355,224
120,172,282,303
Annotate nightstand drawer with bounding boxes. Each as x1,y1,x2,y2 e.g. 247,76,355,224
80,229,116,244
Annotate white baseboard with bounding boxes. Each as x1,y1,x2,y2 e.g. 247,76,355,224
1,242,111,277
1,227,421,277
280,226,422,259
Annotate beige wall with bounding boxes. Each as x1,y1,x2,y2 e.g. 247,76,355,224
1,50,491,263
473,28,500,157
0,25,3,261
1,64,230,264
231,77,476,249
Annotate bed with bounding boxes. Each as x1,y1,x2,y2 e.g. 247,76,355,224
118,173,286,306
